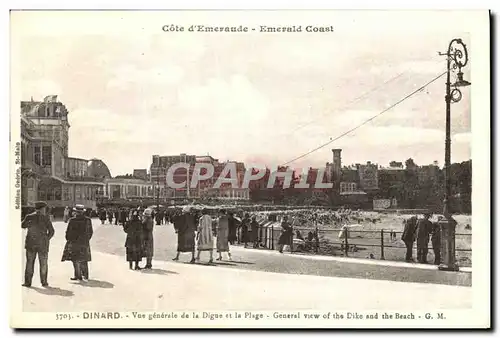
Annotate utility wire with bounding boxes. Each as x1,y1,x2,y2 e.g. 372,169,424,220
289,71,406,134
280,70,448,166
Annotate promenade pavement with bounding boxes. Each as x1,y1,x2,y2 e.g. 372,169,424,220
20,220,472,312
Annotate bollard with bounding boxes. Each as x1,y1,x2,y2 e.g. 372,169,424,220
380,229,385,260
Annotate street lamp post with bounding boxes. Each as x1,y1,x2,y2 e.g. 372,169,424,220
437,38,470,271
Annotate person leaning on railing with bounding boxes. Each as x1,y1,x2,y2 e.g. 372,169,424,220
401,215,418,262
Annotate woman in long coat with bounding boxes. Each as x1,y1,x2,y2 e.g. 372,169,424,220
142,208,154,269
227,212,238,245
172,207,196,263
240,213,251,248
61,205,93,280
196,208,214,263
216,209,232,261
124,211,144,270
278,215,293,253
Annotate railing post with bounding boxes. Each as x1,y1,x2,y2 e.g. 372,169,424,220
380,229,385,260
344,228,349,257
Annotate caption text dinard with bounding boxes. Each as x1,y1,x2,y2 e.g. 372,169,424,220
55,311,446,321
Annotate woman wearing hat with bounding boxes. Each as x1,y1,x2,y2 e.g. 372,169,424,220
216,209,232,261
142,208,154,269
196,208,214,263
172,206,196,263
123,210,144,270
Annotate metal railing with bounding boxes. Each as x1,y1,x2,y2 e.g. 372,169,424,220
242,225,472,267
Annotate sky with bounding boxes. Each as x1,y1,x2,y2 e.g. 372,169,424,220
12,11,472,177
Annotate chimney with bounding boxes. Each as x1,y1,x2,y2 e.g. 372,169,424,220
332,148,342,189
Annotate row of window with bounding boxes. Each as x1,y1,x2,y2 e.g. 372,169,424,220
37,185,101,201
33,145,52,166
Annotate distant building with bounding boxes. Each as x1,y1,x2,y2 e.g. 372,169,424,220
20,95,108,210
357,161,379,191
148,154,249,200
133,169,148,181
103,177,153,200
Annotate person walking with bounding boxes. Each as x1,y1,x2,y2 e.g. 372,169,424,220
416,212,433,264
227,212,238,245
61,205,93,281
99,208,107,225
119,208,128,226
196,208,214,263
250,215,260,248
21,201,55,287
401,215,418,262
124,210,144,270
142,208,154,269
240,213,251,248
113,208,119,225
106,208,113,225
278,215,293,253
172,206,196,263
63,206,70,223
216,209,232,261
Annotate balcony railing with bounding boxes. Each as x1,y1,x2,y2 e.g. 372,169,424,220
64,175,105,183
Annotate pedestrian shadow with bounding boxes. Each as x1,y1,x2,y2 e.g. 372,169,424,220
74,279,114,289
140,268,179,275
230,260,255,265
214,261,236,266
30,286,74,297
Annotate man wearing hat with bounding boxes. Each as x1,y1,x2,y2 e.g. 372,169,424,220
416,212,433,264
61,204,93,280
21,201,55,287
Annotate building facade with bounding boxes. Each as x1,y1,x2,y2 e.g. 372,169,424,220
149,154,250,201
20,95,110,210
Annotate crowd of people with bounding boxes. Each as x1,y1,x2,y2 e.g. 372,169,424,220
21,200,457,288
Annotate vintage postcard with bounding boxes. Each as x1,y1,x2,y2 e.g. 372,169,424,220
10,10,490,329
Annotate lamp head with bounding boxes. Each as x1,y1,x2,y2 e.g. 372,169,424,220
452,71,471,88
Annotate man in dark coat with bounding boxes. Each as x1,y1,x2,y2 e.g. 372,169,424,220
250,215,260,248
124,211,144,270
22,201,55,287
62,204,93,280
99,208,107,225
416,213,433,263
113,208,119,225
401,215,418,262
119,208,128,225
431,219,442,265
278,215,293,254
